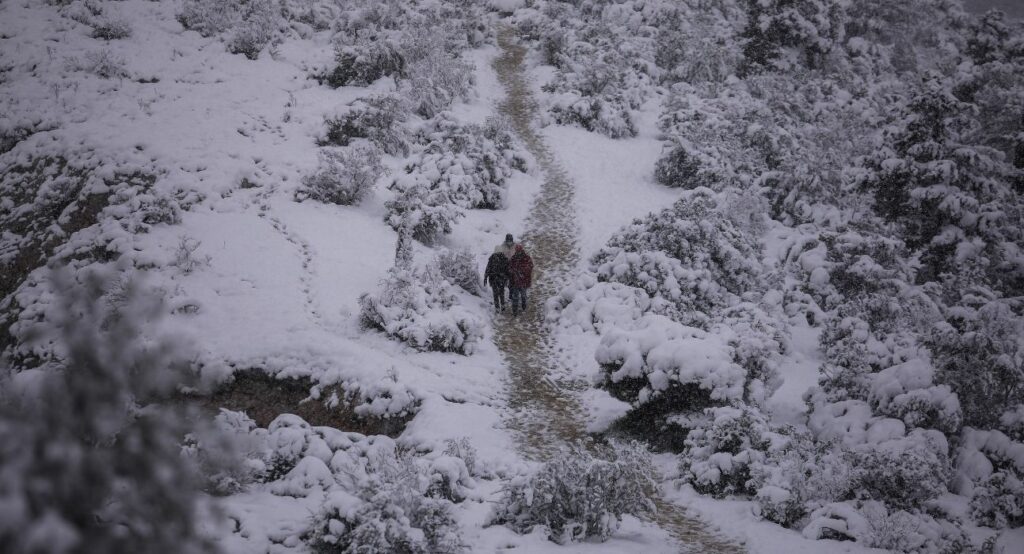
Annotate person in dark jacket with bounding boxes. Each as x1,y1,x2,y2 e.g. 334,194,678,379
508,244,533,316
484,251,510,312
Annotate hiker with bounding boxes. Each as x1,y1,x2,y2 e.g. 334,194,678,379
484,250,510,312
494,233,516,259
508,244,534,317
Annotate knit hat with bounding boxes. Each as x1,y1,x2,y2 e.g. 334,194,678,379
505,233,514,244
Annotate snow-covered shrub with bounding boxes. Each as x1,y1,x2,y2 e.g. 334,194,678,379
867,360,962,436
751,429,856,527
309,443,464,554
547,93,637,139
1000,406,1024,442
178,0,238,37
679,406,773,498
593,190,764,298
299,144,384,206
715,302,785,406
432,248,482,296
402,114,527,211
802,500,970,552
656,11,743,85
178,0,280,59
321,95,409,156
818,288,938,403
490,441,654,544
443,437,477,477
653,142,724,190
79,49,128,79
850,429,952,510
971,471,1024,529
359,266,483,355
91,17,132,40
260,413,333,483
326,36,405,87
956,428,1024,530
927,301,1024,429
0,267,214,553
182,409,268,495
538,11,656,139
385,170,464,245
738,0,845,74
596,315,747,450
401,42,474,118
592,249,724,328
226,0,278,60
173,235,211,275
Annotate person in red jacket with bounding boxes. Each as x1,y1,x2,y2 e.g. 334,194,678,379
508,244,533,317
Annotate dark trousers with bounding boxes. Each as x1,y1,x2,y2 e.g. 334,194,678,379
509,287,527,315
491,283,507,310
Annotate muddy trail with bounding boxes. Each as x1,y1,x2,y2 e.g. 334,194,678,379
491,28,744,554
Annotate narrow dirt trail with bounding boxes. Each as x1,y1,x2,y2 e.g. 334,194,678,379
492,27,744,554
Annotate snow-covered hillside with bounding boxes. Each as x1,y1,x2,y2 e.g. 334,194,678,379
1,1,1023,553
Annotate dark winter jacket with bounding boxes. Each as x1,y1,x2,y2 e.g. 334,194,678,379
509,246,533,289
484,252,510,288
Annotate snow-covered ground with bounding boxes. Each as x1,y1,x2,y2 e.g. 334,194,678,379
3,1,1022,553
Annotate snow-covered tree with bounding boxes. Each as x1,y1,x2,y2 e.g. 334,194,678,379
0,267,214,553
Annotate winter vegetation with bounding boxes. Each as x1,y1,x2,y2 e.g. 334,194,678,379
535,0,1024,551
2,0,1023,552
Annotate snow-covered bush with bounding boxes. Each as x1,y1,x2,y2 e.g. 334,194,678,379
403,114,527,211
593,190,764,298
178,0,238,37
489,441,654,544
592,249,725,328
173,235,211,275
596,315,748,450
182,409,268,495
716,302,785,405
321,95,409,156
867,360,962,436
432,248,482,296
400,37,474,118
802,500,970,552
79,49,128,79
680,406,773,498
91,17,132,40
309,447,465,554
971,471,1024,529
226,0,278,60
385,171,464,245
656,10,742,85
850,429,952,510
547,93,637,139
359,266,483,355
178,0,280,59
956,428,1024,530
738,0,845,74
299,144,384,206
653,143,722,189
536,6,657,139
326,36,405,87
443,437,478,477
927,301,1024,429
0,267,214,553
751,429,856,527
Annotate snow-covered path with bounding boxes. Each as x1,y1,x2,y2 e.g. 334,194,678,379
492,27,744,554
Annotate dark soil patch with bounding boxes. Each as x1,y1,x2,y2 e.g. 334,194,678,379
186,371,413,437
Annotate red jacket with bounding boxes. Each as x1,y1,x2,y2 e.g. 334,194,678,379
509,248,533,288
